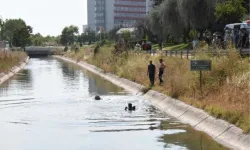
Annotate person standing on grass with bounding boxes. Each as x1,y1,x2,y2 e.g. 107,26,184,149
159,59,166,85
147,60,156,86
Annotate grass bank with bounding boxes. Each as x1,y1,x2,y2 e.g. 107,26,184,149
65,44,250,133
0,51,27,73
152,43,190,51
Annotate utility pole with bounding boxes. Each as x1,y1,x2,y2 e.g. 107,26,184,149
0,15,3,40
100,30,101,42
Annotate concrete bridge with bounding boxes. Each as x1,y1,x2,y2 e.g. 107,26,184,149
25,47,52,56
25,46,64,56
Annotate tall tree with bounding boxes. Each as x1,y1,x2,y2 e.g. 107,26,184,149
1,19,32,47
177,0,217,32
31,33,44,46
0,17,4,40
243,0,249,13
215,0,247,24
153,0,164,7
161,0,185,37
83,27,96,44
148,7,164,39
60,25,79,46
12,25,32,47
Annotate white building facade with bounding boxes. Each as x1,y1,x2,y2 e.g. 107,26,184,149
87,0,153,32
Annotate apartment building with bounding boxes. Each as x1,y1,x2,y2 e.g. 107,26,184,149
87,0,153,32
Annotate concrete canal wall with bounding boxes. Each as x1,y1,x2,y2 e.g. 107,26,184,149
0,57,29,85
54,55,249,150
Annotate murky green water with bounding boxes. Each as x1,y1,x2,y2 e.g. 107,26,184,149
0,57,228,150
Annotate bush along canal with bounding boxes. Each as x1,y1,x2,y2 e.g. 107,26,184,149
0,57,229,150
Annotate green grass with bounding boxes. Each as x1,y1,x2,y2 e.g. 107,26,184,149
164,43,190,51
142,43,190,51
152,44,159,50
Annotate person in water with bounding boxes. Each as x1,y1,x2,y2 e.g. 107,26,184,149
147,60,156,86
125,103,136,111
159,59,166,85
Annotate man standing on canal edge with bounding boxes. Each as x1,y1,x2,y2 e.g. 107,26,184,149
147,60,156,87
159,59,166,85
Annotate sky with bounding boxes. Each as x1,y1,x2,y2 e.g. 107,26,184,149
0,0,88,36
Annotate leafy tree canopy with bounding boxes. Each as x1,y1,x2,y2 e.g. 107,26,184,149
60,25,79,46
1,18,33,47
215,0,247,24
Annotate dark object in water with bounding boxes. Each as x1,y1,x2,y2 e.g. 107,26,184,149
125,103,136,111
95,96,101,100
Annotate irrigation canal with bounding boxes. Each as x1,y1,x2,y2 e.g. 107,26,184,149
0,57,228,150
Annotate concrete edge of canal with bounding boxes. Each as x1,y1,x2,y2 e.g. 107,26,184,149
0,57,29,85
54,55,250,150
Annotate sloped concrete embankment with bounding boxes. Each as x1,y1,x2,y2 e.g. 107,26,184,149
0,57,29,85
54,55,250,150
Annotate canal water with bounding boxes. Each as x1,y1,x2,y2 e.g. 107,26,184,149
0,58,228,150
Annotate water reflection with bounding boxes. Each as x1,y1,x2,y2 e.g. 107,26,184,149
158,120,228,150
59,61,125,95
0,58,228,150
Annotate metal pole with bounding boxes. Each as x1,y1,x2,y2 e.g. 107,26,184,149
200,71,202,89
0,15,2,41
100,30,101,42
200,70,203,97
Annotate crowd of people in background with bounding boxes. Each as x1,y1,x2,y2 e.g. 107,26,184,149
230,28,249,48
135,41,152,52
190,28,249,50
207,25,249,50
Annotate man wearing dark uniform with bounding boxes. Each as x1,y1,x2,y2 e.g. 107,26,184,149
147,61,156,86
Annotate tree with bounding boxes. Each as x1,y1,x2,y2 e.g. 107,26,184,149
60,25,79,46
243,0,249,13
153,0,164,7
178,0,217,31
0,17,4,40
83,27,96,44
30,33,60,46
1,19,32,47
161,0,185,38
107,27,119,41
12,25,33,47
215,0,247,24
31,33,44,46
148,7,163,39
122,30,131,42
147,0,248,43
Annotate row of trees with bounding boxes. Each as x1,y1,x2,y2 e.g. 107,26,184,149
139,0,248,43
0,17,61,47
59,25,120,46
31,33,60,46
58,0,249,47
0,18,32,48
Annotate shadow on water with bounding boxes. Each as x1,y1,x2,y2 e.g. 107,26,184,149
27,55,50,58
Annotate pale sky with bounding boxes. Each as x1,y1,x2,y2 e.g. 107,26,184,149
0,0,88,36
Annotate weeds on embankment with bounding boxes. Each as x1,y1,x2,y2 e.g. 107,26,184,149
0,51,27,73
65,44,250,133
